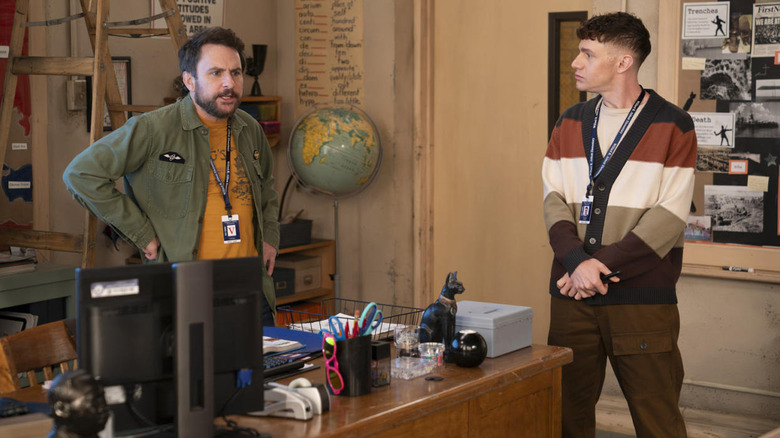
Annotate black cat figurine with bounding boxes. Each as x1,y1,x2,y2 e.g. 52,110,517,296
419,272,465,362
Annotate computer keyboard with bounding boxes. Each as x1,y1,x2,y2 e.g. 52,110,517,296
263,355,306,381
0,398,29,418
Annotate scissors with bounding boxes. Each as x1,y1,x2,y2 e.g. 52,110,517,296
358,302,383,336
318,316,348,341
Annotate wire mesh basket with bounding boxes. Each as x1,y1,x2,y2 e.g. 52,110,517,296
277,298,423,341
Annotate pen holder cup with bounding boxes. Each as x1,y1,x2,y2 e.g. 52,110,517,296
333,335,372,396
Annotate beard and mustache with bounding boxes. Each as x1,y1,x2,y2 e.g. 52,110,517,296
192,82,241,120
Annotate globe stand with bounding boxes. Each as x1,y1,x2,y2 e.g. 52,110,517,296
333,199,341,298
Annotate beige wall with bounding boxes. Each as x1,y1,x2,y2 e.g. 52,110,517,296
431,0,592,353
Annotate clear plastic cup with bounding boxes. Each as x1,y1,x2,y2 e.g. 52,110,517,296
394,325,422,358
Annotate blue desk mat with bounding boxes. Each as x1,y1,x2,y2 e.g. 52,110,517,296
264,326,322,358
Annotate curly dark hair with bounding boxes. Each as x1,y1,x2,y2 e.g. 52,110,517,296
178,27,246,77
577,12,651,66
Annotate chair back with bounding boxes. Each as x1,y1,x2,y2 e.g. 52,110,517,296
0,320,77,393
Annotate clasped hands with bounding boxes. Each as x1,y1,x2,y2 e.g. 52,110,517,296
557,258,619,300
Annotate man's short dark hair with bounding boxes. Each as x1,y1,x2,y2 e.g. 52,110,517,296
178,27,246,76
576,12,651,66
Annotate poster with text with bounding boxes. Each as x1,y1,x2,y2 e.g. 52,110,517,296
294,0,365,116
151,0,225,36
752,2,780,57
683,2,731,39
690,112,736,147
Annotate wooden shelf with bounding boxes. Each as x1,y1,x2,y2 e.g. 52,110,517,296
276,287,332,306
240,96,281,147
274,240,335,325
279,239,334,254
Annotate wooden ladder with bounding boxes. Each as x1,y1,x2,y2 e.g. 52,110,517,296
0,0,187,267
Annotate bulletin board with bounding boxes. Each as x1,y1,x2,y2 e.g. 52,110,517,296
679,0,780,282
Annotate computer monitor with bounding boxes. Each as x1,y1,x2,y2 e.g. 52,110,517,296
76,257,265,436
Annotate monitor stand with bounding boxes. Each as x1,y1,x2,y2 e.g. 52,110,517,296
173,261,214,438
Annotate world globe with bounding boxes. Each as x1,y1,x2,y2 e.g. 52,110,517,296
288,105,382,198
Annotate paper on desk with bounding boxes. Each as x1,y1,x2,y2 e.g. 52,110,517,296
288,312,403,337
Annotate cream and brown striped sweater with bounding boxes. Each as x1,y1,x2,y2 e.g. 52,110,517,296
542,90,697,305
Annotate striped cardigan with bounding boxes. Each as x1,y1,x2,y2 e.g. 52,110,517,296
542,90,697,305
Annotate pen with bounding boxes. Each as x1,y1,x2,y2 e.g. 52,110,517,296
600,270,621,283
722,266,754,273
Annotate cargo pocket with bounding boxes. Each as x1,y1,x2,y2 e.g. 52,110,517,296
612,330,672,356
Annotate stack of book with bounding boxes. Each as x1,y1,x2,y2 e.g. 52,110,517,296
0,254,36,276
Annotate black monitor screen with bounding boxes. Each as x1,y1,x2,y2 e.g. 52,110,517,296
76,257,265,434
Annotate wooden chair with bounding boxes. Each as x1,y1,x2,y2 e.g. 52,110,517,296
0,320,77,393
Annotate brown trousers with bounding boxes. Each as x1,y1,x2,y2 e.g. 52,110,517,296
548,297,687,438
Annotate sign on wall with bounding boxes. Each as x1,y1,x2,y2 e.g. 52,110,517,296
294,0,365,116
152,0,225,36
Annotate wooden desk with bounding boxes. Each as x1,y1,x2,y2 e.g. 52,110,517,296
233,344,572,437
5,345,572,437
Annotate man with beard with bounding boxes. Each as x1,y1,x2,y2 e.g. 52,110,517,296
63,27,279,325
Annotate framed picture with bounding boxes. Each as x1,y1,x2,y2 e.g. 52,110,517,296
548,12,587,138
86,57,131,132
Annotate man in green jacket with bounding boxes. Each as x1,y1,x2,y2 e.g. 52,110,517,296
63,27,280,325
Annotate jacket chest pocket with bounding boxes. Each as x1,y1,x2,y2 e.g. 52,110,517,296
144,159,194,219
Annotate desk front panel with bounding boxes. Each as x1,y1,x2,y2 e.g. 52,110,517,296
231,344,572,437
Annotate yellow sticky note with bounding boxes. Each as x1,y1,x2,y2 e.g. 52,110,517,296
747,175,770,192
682,57,706,70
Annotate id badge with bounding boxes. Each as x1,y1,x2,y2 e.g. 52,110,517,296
579,196,594,224
222,214,241,244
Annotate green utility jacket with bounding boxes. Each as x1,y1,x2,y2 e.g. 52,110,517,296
63,95,280,307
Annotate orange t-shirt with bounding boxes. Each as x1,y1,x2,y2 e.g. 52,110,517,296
197,117,257,260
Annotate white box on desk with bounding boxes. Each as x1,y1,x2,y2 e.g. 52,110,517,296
454,300,533,358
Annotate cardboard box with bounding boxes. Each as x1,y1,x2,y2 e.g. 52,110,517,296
454,300,533,358
272,267,295,297
275,254,321,292
279,219,312,248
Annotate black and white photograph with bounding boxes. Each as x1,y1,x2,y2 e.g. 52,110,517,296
705,185,764,233
755,79,780,100
752,2,780,57
701,59,752,101
751,57,780,101
681,38,749,59
729,101,780,137
696,147,731,172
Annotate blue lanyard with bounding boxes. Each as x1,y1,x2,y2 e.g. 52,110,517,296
208,119,233,216
587,88,645,196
